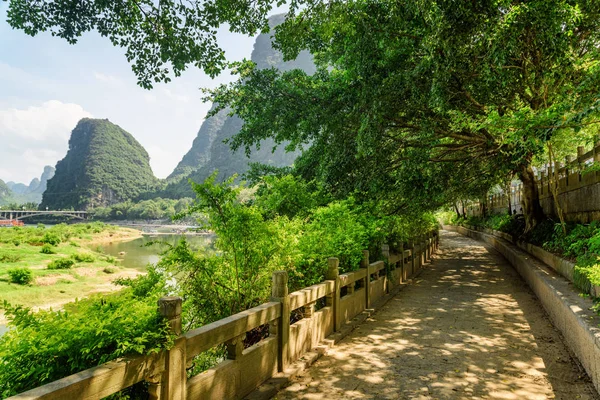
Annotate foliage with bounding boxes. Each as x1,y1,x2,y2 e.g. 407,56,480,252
40,244,56,254
41,232,62,246
0,254,22,263
204,0,600,232
90,198,194,221
71,253,95,263
0,222,112,246
7,268,33,285
41,119,160,210
170,173,296,323
47,258,75,270
0,286,171,398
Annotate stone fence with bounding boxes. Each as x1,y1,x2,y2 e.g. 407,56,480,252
7,232,439,400
465,141,600,222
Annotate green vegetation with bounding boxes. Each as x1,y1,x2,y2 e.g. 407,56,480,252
6,0,600,397
90,197,194,221
0,282,172,398
47,258,75,270
41,119,160,210
161,172,437,329
7,268,33,285
40,244,55,254
0,223,140,308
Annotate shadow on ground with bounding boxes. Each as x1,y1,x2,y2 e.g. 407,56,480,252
272,230,599,400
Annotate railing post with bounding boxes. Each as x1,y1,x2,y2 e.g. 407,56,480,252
326,258,341,332
271,271,290,372
381,244,390,292
399,243,404,283
381,244,390,264
361,250,371,309
410,241,416,277
151,296,185,400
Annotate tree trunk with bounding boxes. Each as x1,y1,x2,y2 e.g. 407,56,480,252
454,203,461,219
506,182,512,216
518,163,545,232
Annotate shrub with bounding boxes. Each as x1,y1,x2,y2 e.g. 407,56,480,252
103,267,117,274
0,289,171,398
70,253,95,263
41,232,61,246
103,255,117,263
47,258,75,270
7,268,33,285
40,244,56,254
0,254,22,263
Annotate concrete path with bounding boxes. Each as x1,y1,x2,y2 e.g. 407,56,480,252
273,230,599,400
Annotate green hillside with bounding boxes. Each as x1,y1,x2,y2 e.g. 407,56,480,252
0,179,15,206
41,119,159,210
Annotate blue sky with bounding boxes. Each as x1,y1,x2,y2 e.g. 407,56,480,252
0,4,265,184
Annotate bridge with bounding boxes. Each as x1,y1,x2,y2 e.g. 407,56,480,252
0,210,88,221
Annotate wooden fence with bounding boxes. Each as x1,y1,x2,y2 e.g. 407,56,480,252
7,232,439,400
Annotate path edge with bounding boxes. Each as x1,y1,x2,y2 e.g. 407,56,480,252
447,225,600,394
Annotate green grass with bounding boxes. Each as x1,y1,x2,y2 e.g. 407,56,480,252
0,224,140,310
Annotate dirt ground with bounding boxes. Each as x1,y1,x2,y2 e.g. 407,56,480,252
273,230,599,400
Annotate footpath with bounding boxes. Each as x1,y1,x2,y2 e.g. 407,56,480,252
272,230,599,400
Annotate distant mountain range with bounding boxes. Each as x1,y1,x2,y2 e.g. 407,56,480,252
1,14,313,210
0,166,55,205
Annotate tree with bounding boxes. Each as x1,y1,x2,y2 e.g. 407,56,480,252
206,0,600,231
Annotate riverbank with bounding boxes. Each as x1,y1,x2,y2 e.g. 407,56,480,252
0,223,144,324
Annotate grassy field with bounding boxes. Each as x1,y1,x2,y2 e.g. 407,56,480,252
0,223,143,315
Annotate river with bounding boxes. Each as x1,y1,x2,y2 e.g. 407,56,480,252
99,233,215,270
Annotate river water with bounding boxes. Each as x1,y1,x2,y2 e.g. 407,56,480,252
99,233,215,270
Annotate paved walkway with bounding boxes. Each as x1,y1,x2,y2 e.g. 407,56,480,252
273,230,599,400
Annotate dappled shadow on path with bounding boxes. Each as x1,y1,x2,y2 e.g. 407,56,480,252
273,230,598,400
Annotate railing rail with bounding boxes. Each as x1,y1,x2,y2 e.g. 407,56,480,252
7,231,439,400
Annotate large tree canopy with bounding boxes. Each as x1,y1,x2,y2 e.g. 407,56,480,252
207,0,600,229
7,0,600,229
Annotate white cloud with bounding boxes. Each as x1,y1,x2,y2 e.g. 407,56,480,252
163,88,191,103
0,100,92,183
0,100,92,141
93,72,120,83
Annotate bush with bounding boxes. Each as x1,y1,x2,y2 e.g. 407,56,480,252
40,244,56,254
0,289,171,398
41,232,61,246
71,253,95,263
7,268,33,285
0,254,22,263
47,258,75,270
103,267,117,274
